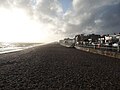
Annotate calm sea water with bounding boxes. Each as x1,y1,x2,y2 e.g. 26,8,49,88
0,42,42,54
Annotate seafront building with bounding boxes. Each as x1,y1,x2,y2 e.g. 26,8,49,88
59,33,120,52
74,33,120,47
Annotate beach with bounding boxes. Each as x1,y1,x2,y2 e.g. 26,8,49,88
0,43,120,89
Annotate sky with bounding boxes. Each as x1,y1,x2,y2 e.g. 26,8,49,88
0,0,120,43
59,0,72,12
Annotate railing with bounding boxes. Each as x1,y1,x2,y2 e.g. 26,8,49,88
76,44,120,53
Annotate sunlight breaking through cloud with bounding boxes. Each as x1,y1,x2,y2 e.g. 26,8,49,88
0,0,120,43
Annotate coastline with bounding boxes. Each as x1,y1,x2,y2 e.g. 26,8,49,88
0,43,46,55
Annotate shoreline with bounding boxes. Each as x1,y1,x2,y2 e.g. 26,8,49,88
0,43,47,55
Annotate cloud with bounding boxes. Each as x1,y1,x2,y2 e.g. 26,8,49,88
0,0,120,42
0,0,65,42
63,0,120,36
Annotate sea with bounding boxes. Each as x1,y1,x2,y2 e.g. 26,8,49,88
0,42,42,54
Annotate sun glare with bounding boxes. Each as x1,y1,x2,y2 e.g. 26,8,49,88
0,8,52,43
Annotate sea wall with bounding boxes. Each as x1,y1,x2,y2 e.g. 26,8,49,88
75,46,120,59
59,40,75,48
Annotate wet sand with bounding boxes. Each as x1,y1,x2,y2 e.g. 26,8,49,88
0,43,120,90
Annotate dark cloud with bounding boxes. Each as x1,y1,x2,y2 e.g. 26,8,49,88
95,3,120,34
63,0,120,37
0,0,120,41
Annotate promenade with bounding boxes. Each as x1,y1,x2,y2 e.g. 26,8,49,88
0,43,120,89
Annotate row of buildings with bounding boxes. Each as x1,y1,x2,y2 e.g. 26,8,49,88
75,33,120,47
59,33,120,49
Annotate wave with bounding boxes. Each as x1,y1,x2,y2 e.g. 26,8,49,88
0,42,42,54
